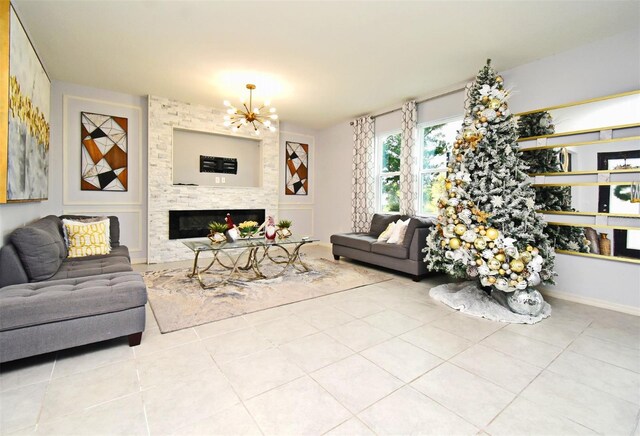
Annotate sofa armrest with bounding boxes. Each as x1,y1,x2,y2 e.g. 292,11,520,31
409,227,432,262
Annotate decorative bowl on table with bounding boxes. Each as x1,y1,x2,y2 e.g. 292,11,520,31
238,221,259,238
276,219,292,239
207,221,229,244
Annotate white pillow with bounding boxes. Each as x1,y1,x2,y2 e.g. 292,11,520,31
387,218,410,244
377,222,396,242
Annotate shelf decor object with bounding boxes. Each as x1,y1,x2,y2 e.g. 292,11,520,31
223,84,277,136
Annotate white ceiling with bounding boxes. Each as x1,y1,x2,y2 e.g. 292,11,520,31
12,1,640,129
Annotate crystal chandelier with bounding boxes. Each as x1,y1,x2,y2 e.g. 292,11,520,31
223,84,277,136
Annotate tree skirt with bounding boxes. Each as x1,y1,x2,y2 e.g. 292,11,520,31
429,281,551,324
143,258,392,333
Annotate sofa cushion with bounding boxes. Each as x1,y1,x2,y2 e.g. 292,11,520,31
368,214,400,237
0,272,147,331
50,256,132,281
371,242,409,259
330,233,376,252
10,227,63,282
63,218,111,258
30,215,66,259
401,217,436,248
60,215,120,247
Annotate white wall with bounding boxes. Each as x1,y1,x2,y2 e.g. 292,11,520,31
314,29,640,312
278,122,318,239
54,81,148,262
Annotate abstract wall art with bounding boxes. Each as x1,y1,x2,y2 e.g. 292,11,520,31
80,112,128,191
5,5,51,202
285,141,308,195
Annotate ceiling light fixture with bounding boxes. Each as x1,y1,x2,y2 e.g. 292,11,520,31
223,84,277,136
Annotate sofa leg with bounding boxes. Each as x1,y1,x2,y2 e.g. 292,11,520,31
333,254,340,260
412,275,422,282
128,332,142,347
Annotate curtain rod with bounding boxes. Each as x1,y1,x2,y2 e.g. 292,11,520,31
349,85,466,125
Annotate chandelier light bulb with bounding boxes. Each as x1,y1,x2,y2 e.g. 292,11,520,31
223,121,231,127
269,107,277,113
254,129,261,136
269,126,276,132
270,114,278,120
264,120,271,127
223,100,231,107
223,115,231,121
264,100,271,107
253,108,260,115
240,118,247,124
226,108,235,115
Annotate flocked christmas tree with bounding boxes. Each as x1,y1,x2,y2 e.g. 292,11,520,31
425,60,555,296
518,113,590,253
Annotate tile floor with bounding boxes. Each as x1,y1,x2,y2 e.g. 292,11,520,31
1,245,639,435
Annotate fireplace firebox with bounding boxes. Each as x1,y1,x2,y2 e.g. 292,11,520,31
169,209,266,239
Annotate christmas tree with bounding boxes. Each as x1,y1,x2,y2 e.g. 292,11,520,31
425,60,555,294
518,114,590,253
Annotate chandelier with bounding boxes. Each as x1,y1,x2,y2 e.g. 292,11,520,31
223,84,277,136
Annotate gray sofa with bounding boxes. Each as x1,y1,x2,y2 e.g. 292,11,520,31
331,214,436,281
0,215,147,363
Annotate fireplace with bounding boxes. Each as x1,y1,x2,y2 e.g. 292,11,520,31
169,209,266,239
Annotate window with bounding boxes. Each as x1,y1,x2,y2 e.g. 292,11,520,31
377,131,402,212
419,118,461,215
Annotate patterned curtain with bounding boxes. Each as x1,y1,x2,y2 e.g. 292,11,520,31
400,100,418,215
351,116,376,232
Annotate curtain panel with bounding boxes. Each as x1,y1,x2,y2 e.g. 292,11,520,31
351,116,376,232
400,100,418,215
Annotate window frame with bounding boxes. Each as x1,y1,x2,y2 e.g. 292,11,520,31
375,129,402,214
418,116,462,216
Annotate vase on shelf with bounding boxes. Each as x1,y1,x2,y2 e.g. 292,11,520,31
599,233,611,256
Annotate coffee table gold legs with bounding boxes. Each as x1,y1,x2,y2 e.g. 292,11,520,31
187,241,313,289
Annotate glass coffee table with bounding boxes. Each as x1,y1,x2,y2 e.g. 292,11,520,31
182,236,318,289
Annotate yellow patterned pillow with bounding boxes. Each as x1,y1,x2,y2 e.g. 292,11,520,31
63,219,111,258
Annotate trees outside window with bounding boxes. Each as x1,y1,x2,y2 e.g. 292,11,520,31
377,132,401,212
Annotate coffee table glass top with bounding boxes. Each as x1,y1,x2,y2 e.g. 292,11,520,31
182,236,317,252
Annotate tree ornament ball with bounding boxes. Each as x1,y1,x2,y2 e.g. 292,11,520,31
510,259,525,273
476,259,484,266
446,206,457,218
441,240,447,248
531,248,539,256
479,229,487,236
489,98,501,110
449,238,461,250
520,251,533,263
465,242,471,249
474,238,487,250
526,245,533,252
495,253,506,262
482,96,490,103
499,268,506,276
488,276,497,284
480,116,488,123
454,224,467,235
488,258,501,270
486,228,499,240
496,75,504,83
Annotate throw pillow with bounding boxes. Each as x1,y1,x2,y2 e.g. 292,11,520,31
10,227,63,281
63,219,111,258
377,222,396,242
387,218,410,244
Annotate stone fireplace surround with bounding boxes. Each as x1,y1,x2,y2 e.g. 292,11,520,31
147,95,279,263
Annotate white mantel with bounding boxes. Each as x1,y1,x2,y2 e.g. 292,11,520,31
147,95,279,263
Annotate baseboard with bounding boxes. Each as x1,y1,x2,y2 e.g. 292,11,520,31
539,287,640,316
131,257,148,265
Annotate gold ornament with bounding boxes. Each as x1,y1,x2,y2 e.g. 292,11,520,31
510,259,525,273
489,242,495,248
520,251,532,263
495,253,506,263
509,280,517,287
496,76,503,83
498,268,506,276
489,98,501,110
465,242,471,249
488,258,501,270
480,116,488,123
488,276,496,284
526,245,533,252
454,224,467,235
462,128,480,142
445,180,452,190
476,259,484,266
482,96,490,103
474,238,487,250
486,228,499,240
446,206,456,218
449,238,461,250
441,240,447,247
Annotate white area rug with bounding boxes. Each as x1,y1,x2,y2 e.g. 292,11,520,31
430,281,551,324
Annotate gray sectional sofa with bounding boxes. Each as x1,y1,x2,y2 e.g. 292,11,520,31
331,213,436,281
0,215,147,363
